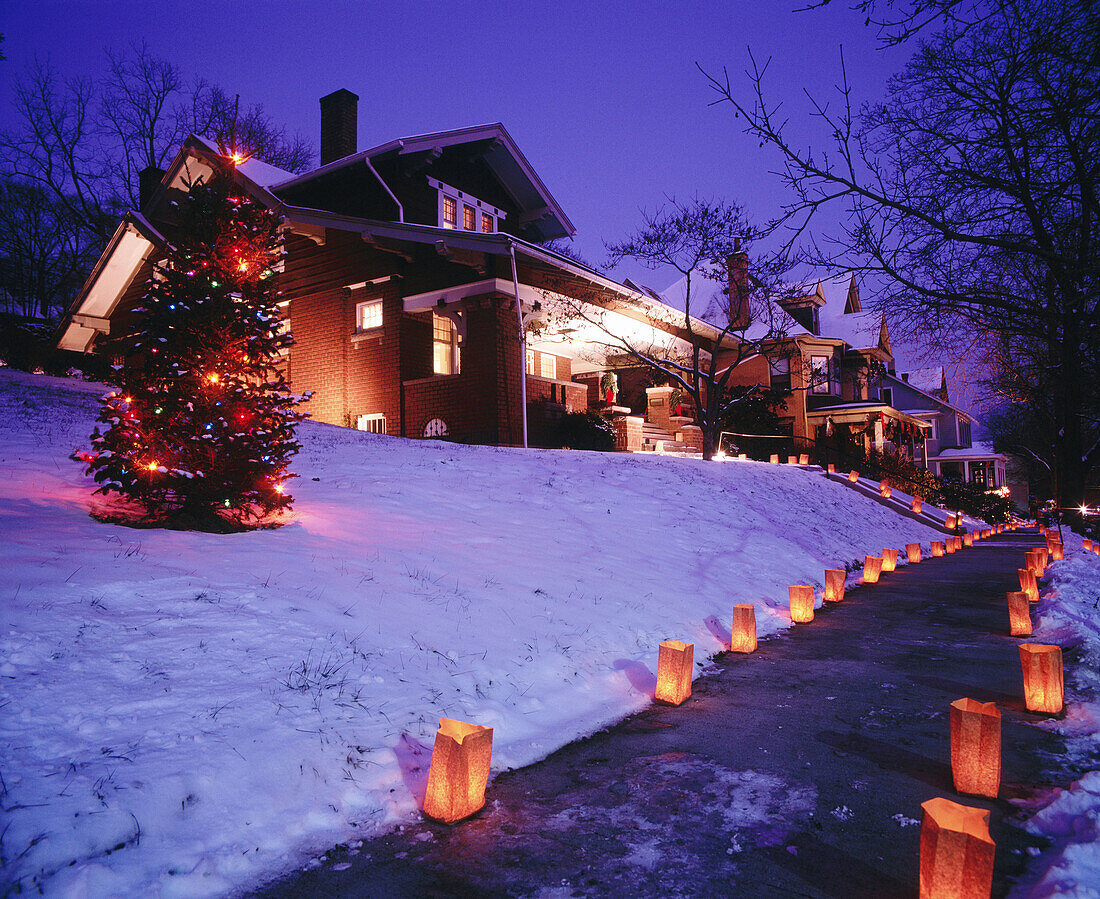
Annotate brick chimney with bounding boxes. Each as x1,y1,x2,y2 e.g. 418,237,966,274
320,88,359,165
727,240,750,329
138,165,165,211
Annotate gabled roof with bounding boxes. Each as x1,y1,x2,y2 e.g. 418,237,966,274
272,122,575,241
884,371,972,422
56,213,165,353
814,275,887,354
57,140,718,356
898,367,947,399
660,271,889,355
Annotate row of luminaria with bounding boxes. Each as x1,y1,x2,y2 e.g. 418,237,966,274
418,513,1090,897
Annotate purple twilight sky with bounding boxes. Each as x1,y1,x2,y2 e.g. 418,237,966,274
5,1,961,390
2,1,910,274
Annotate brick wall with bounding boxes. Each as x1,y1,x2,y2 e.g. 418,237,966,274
678,424,705,454
525,376,589,447
402,297,526,445
613,415,644,452
284,231,407,430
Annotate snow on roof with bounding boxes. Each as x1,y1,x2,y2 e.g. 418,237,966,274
236,156,297,188
272,122,574,240
660,271,883,347
934,442,1004,458
898,367,945,395
659,273,728,319
813,275,884,351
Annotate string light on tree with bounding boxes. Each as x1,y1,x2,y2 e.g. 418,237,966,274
78,162,306,528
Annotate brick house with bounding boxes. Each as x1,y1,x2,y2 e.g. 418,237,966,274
57,89,718,451
710,274,931,458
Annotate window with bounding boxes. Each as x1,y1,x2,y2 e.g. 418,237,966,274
357,413,386,434
540,352,556,379
356,298,383,331
940,461,964,480
423,418,448,438
810,355,830,394
430,178,507,231
959,420,972,447
881,387,893,408
433,313,460,375
769,356,791,391
970,460,988,487
525,348,535,374
929,418,939,440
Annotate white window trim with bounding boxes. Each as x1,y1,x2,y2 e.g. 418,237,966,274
356,297,383,332
357,413,386,434
810,355,830,395
540,352,556,379
432,312,461,376
429,177,507,232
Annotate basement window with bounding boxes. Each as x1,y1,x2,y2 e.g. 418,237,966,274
357,413,386,434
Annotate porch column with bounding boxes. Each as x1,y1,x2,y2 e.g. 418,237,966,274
872,417,885,452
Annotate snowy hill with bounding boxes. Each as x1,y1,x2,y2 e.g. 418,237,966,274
0,369,1008,894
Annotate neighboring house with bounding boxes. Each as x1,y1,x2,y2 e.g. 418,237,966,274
57,89,721,451
888,367,1014,498
710,274,930,458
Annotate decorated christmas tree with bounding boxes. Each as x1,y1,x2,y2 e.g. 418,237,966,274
79,167,305,528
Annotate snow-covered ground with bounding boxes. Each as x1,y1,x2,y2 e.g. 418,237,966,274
0,368,1096,896
1013,539,1100,897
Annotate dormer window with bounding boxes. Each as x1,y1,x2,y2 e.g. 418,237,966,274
429,177,506,233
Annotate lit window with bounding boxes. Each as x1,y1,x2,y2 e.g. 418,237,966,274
463,205,476,231
357,413,386,434
810,356,830,394
525,348,535,374
482,212,494,233
443,196,457,229
433,313,460,375
356,299,383,331
540,352,556,379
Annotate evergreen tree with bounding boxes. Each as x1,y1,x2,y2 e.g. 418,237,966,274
79,169,304,527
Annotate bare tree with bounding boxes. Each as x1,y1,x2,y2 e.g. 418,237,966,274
0,180,98,320
705,0,1100,505
536,197,793,460
1,44,314,324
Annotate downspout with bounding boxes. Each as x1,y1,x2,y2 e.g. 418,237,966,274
509,242,529,448
364,157,403,223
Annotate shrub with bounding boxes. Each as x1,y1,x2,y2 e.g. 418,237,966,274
556,411,614,451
